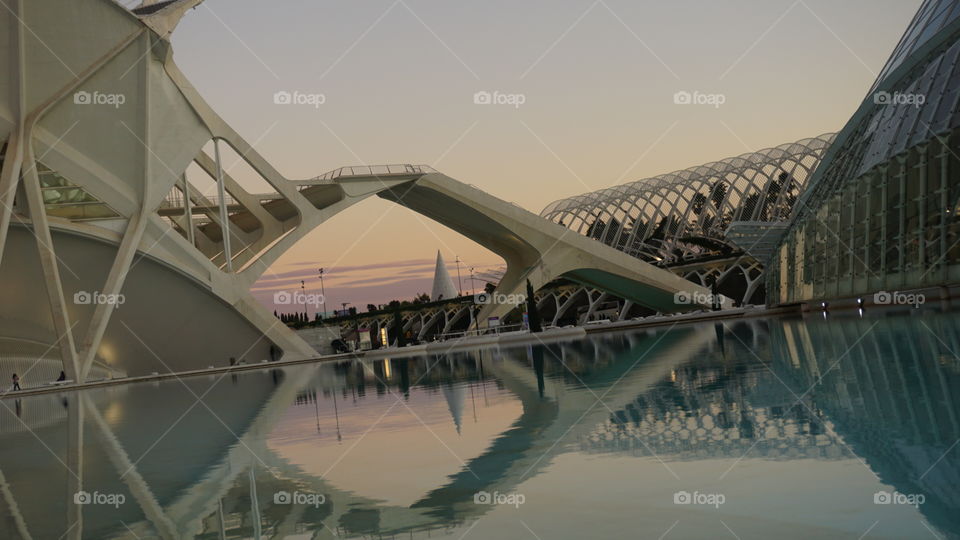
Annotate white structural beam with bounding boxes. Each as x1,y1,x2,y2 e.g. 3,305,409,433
20,152,80,380
78,213,148,381
0,0,25,269
182,173,195,246
213,140,233,272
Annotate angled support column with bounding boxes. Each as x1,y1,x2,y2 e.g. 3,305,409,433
182,173,195,246
78,213,148,381
21,150,80,380
0,0,25,269
0,130,24,267
213,139,233,272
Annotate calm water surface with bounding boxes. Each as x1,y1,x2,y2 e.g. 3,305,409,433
1,308,958,539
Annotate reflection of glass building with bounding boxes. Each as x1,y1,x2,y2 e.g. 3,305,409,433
771,0,960,304
769,312,960,534
540,135,835,304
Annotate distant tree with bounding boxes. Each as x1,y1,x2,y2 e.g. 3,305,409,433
586,213,606,241
691,193,707,216
414,292,430,304
367,304,378,313
484,282,496,294
711,182,727,210
740,193,760,221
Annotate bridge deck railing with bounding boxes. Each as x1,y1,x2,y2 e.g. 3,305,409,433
436,323,558,341
310,164,436,182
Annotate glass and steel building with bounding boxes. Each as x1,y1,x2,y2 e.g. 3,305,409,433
771,0,960,304
540,135,835,305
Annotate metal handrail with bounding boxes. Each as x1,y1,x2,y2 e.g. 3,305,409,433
160,194,238,209
311,164,436,181
436,323,555,341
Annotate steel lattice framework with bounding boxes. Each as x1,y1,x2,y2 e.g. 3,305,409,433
540,134,836,268
771,0,960,304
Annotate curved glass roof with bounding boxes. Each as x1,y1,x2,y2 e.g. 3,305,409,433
871,0,960,92
540,134,836,266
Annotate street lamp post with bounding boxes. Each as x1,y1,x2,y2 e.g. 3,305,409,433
318,268,327,320
455,255,463,297
469,267,476,296
300,280,308,320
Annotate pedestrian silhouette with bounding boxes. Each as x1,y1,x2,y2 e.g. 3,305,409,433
11,373,20,391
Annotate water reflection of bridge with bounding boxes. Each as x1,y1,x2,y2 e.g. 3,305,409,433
1,310,959,538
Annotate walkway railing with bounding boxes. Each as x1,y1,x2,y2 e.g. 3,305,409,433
160,193,237,209
436,323,555,341
311,164,436,181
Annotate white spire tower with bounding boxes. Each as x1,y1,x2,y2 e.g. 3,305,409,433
431,251,459,301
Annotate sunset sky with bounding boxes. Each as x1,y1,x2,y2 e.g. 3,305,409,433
169,0,922,313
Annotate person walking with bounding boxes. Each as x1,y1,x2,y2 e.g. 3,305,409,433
11,373,21,391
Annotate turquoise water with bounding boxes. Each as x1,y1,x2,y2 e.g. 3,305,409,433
0,307,958,539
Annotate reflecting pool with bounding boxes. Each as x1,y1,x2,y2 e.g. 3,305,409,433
1,307,959,539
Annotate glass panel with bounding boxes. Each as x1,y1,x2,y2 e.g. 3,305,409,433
36,161,120,221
